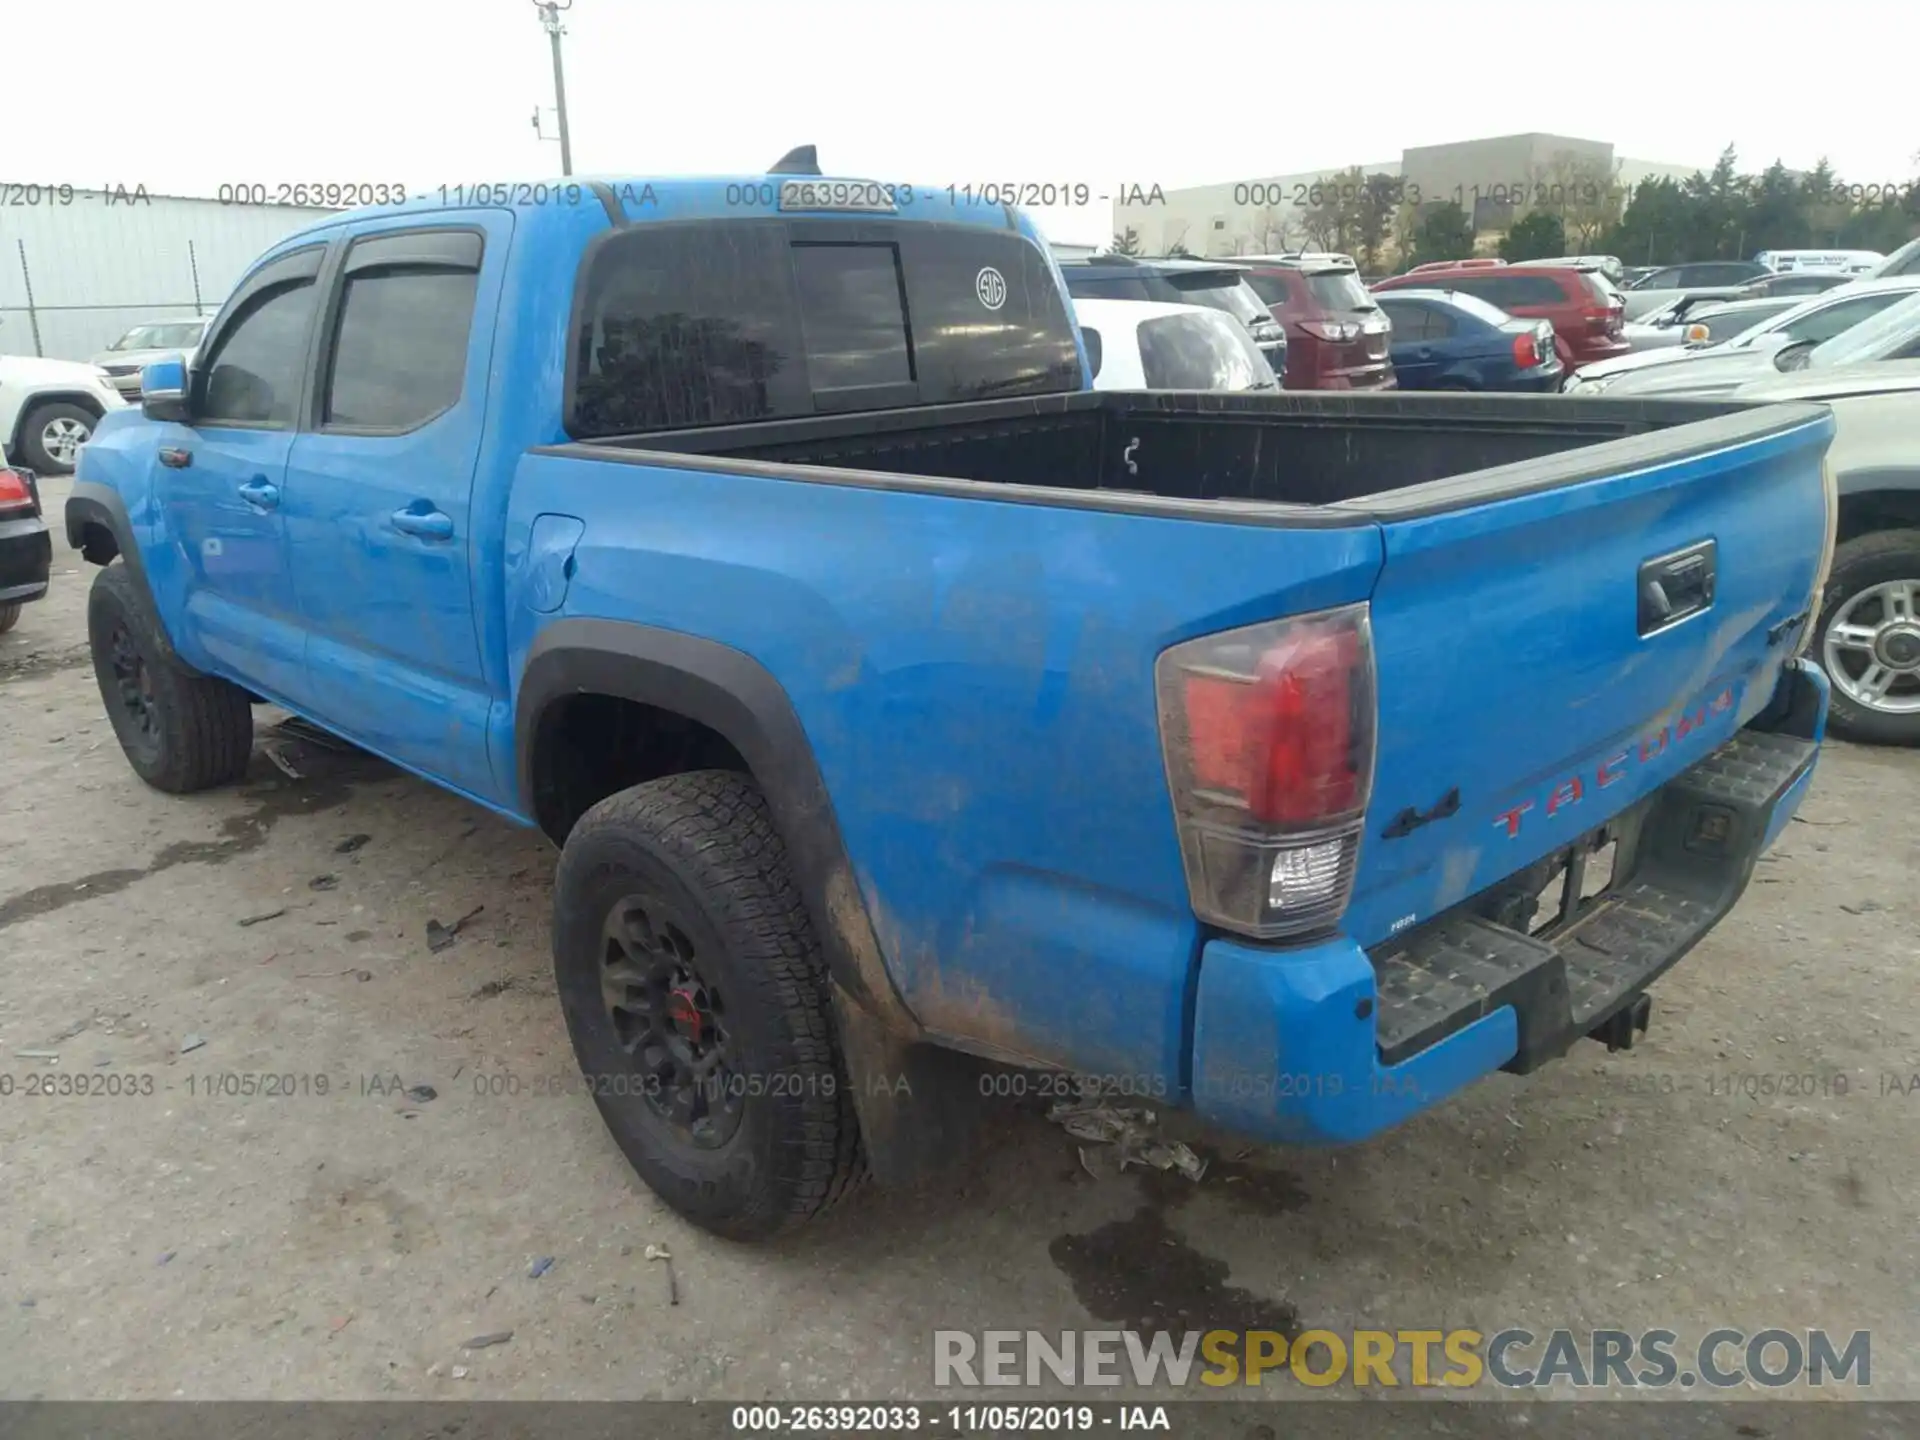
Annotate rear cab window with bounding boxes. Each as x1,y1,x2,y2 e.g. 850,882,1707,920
568,218,1082,437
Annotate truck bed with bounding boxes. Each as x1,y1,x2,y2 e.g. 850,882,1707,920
570,389,1800,515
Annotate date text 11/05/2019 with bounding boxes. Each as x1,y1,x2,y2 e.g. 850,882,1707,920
730,1405,1168,1432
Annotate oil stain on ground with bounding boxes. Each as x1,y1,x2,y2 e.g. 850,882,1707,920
1048,1145,1307,1336
0,747,385,931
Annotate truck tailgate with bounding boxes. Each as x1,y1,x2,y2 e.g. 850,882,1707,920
1340,405,1834,952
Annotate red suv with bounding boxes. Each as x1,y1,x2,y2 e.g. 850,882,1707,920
1372,262,1628,370
1235,255,1395,390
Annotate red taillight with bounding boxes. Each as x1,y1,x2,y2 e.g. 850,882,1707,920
1299,319,1361,344
1158,605,1376,939
1512,331,1540,370
0,468,33,514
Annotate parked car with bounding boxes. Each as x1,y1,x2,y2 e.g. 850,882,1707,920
1754,249,1883,275
1736,271,1852,301
1858,237,1920,280
69,170,1835,1239
1530,254,1626,283
1734,361,1920,745
1059,257,1288,373
1619,261,1771,321
0,447,51,634
1234,254,1394,390
91,318,212,402
1371,289,1562,391
1621,295,1800,352
1371,263,1628,370
0,347,127,475
1072,299,1277,392
1565,277,1920,396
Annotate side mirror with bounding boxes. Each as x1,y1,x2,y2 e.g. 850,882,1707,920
140,356,191,423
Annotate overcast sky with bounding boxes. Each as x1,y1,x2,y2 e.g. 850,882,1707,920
12,0,1917,245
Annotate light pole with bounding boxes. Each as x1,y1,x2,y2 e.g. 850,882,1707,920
531,0,574,177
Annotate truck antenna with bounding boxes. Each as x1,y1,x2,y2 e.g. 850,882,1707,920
768,145,821,176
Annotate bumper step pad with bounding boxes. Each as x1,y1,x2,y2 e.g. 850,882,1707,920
1370,727,1816,1072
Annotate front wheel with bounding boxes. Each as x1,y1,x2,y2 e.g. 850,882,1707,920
87,563,255,791
1816,529,1920,745
551,770,864,1239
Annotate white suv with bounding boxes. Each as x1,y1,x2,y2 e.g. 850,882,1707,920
0,346,128,475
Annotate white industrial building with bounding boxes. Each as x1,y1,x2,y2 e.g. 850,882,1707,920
1114,134,1700,260
0,186,338,361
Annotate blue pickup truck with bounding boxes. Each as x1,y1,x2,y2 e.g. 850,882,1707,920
66,164,1839,1238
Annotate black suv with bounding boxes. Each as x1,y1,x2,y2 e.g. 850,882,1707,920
1060,257,1288,376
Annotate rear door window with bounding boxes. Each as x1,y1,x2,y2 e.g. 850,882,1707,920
1781,292,1907,345
1380,301,1445,339
322,236,482,431
569,219,1080,436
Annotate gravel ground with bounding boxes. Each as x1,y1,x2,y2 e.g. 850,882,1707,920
2,475,1917,1415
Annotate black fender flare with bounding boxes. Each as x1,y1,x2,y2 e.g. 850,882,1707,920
516,621,988,1186
63,480,191,667
515,618,916,1033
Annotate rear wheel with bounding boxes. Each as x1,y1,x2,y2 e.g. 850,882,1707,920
86,563,254,791
0,602,19,635
1817,530,1920,745
551,770,863,1238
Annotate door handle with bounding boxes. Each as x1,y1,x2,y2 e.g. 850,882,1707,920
1638,540,1717,635
391,506,454,541
158,446,192,469
237,477,279,510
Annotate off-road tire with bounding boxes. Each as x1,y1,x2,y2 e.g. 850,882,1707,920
552,770,864,1238
1816,530,1920,746
87,562,254,791
0,601,19,635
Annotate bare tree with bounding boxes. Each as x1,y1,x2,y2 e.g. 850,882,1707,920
1530,150,1626,251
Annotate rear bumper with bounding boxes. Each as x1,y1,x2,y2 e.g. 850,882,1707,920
1504,366,1565,393
0,514,53,604
1190,659,1828,1147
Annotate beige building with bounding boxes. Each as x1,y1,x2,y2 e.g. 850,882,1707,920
1114,133,1699,262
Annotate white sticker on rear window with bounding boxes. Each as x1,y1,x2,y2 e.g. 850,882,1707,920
975,266,1007,311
